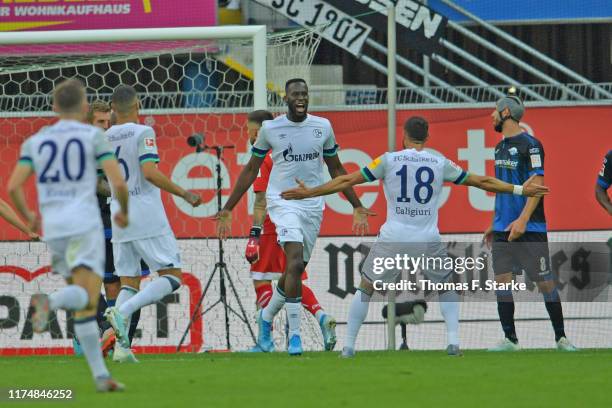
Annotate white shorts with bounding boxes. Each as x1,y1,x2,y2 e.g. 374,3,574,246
47,227,105,279
268,204,322,263
113,233,181,277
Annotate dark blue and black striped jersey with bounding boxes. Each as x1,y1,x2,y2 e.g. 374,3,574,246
493,132,546,233
597,150,612,191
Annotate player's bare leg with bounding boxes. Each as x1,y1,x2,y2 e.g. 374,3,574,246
489,271,521,351
537,279,577,351
342,277,374,358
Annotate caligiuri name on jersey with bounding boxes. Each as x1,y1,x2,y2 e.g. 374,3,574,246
395,207,432,217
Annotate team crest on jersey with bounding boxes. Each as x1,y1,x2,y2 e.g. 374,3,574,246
508,147,518,155
313,128,323,138
144,138,156,150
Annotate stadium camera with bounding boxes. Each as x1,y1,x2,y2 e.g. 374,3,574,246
187,133,205,152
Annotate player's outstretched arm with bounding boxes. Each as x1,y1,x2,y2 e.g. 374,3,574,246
281,171,366,200
595,184,612,216
323,155,364,208
0,198,37,239
102,158,130,228
7,163,38,233
141,161,201,207
463,174,549,197
216,154,265,239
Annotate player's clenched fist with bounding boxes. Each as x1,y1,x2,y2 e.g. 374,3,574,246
244,226,261,264
183,191,202,207
113,211,129,228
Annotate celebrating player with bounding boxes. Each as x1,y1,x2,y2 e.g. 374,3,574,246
281,116,550,357
595,150,612,216
8,79,129,391
103,85,202,362
216,79,372,356
245,109,337,352
484,90,577,352
81,100,149,359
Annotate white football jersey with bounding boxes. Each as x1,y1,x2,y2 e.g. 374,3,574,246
361,148,468,242
252,114,338,210
18,119,113,240
105,123,172,243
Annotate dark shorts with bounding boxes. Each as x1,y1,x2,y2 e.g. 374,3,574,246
491,232,553,282
103,235,150,284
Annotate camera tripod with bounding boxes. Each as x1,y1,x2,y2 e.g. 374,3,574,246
177,141,256,351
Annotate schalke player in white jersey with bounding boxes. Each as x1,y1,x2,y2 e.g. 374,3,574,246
216,79,373,355
103,85,202,362
7,79,129,391
281,116,549,357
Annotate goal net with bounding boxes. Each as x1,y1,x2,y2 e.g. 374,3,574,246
0,26,327,355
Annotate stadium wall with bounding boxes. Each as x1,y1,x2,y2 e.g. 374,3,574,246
0,105,609,241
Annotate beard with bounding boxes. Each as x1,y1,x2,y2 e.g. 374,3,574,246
494,121,504,133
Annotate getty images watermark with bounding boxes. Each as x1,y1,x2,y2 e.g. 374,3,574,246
370,253,527,292
359,241,610,303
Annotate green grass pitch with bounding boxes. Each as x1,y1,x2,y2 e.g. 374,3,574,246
2,350,611,407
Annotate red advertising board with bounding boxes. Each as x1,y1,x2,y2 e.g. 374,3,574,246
0,0,217,32
0,106,609,241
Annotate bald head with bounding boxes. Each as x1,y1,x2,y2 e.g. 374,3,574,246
111,85,138,116
53,79,86,115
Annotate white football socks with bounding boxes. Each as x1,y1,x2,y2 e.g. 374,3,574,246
285,300,302,338
74,318,109,379
118,275,180,318
439,291,460,346
262,286,286,323
116,285,138,330
345,290,371,350
48,285,88,311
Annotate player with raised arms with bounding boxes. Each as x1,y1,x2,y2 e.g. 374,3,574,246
103,85,202,362
8,79,129,391
484,91,577,352
281,116,550,357
216,79,373,355
245,109,337,352
595,150,612,216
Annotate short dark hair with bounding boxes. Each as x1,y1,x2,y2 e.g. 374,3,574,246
404,116,429,142
87,99,110,123
285,78,307,92
53,79,86,113
248,110,273,125
111,85,138,114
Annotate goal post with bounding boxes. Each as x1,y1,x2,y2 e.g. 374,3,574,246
0,24,329,355
0,26,268,110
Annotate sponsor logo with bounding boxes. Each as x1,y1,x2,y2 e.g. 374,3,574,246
495,159,519,169
529,147,540,154
278,134,287,140
144,137,156,149
282,143,320,162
